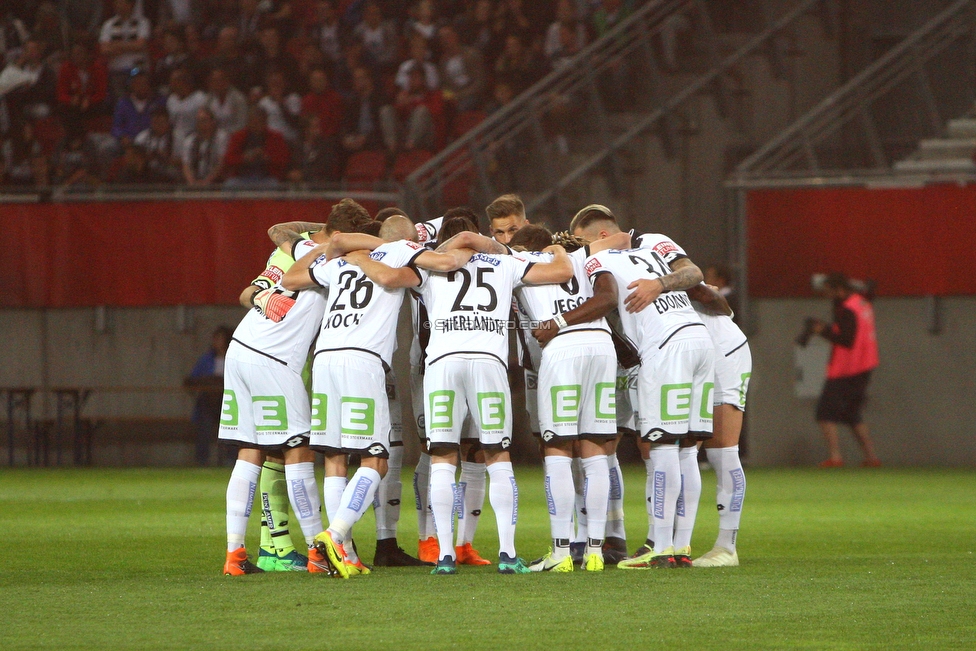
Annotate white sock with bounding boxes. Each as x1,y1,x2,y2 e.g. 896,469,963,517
429,462,457,560
707,445,745,552
456,461,486,546
413,453,432,539
571,456,587,544
226,460,261,551
323,476,346,525
543,456,574,556
606,452,626,540
648,445,680,552
487,461,518,559
581,454,610,554
329,467,381,544
374,446,403,541
285,461,322,548
673,446,702,550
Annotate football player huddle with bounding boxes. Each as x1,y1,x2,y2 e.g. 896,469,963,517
220,194,750,578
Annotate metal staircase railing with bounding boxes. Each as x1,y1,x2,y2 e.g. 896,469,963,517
732,0,976,177
402,0,713,221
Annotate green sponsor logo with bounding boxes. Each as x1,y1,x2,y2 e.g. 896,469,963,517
428,390,455,429
595,382,616,419
253,396,288,431
341,397,375,436
700,382,714,419
310,393,327,432
739,372,752,407
660,383,693,421
478,392,506,429
220,390,238,426
551,385,580,423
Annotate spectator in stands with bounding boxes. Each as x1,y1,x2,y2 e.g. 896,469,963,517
494,33,543,93
395,34,439,92
182,106,228,186
236,0,264,45
1,39,57,126
1,120,48,186
308,0,342,70
294,39,327,90
302,67,342,149
153,27,192,93
111,70,164,146
204,26,248,91
253,26,299,92
158,0,200,28
592,0,630,38
135,107,181,182
31,2,67,55
494,0,533,42
340,66,385,156
166,68,206,157
256,69,302,143
185,325,234,466
289,113,337,183
404,0,441,44
57,39,110,141
223,106,290,188
544,0,587,68
59,1,103,38
438,24,485,111
332,40,367,95
381,64,442,153
107,141,153,183
99,0,151,99
354,2,399,73
205,67,248,134
52,134,99,187
454,0,500,61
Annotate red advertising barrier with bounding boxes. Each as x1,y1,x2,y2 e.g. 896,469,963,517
0,199,336,308
747,184,976,297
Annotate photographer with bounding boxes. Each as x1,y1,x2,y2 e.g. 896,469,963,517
803,273,881,468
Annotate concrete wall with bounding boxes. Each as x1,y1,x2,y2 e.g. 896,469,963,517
3,296,974,467
747,297,976,467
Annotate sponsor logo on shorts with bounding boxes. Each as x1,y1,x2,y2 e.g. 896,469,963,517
739,372,751,408
253,396,288,431
478,392,506,430
700,382,714,420
310,393,327,432
341,397,375,436
542,430,555,442
660,383,693,421
551,385,581,423
347,475,374,512
428,391,455,430
283,435,306,448
367,443,387,457
652,471,666,519
595,382,616,419
584,258,602,275
501,437,512,449
220,390,239,427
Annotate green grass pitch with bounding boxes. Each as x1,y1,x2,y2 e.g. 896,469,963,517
1,466,973,650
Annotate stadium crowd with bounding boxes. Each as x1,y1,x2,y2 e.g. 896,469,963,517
0,0,641,188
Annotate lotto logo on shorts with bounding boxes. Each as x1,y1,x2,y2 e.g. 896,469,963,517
310,393,328,432
478,393,506,430
341,397,375,436
252,396,288,431
220,390,239,427
428,391,455,430
660,383,693,421
551,385,581,423
700,382,714,420
595,382,616,420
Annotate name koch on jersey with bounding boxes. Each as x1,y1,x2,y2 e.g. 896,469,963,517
418,252,534,367
584,247,701,356
231,238,326,373
515,248,610,337
310,239,425,366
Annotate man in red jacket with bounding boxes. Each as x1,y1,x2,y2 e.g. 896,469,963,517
223,106,290,188
810,273,881,468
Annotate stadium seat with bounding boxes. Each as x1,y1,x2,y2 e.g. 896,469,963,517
342,150,388,188
391,149,433,184
451,110,487,140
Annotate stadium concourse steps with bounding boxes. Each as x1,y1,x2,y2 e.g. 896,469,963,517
893,116,976,175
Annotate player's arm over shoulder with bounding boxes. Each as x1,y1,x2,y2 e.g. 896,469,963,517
522,244,573,284
343,248,422,289
267,221,325,248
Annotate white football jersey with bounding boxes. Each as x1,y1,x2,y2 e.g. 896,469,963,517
231,239,326,373
584,244,702,358
694,308,748,357
310,239,425,367
515,248,610,339
418,252,534,368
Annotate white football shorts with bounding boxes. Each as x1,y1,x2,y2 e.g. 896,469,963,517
423,356,512,450
713,341,752,410
310,350,391,458
537,336,617,442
